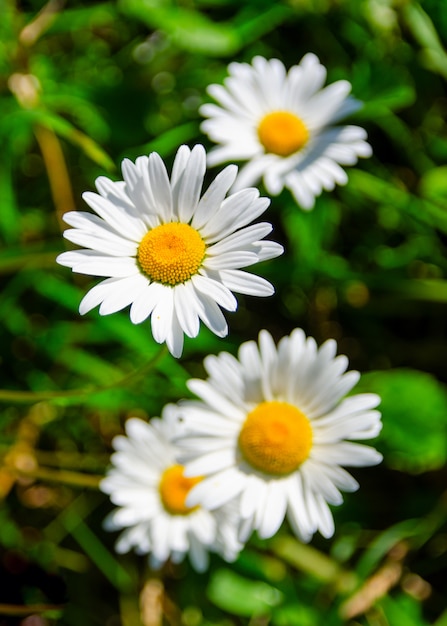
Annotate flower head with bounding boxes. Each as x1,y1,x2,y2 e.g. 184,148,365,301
200,54,372,210
100,406,242,572
175,329,382,542
57,144,283,357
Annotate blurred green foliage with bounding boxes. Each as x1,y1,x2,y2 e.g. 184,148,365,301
1,0,447,625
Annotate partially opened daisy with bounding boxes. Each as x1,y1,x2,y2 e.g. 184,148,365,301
57,144,283,357
100,405,243,572
176,329,382,542
200,54,372,210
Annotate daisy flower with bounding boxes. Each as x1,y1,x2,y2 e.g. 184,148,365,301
56,144,283,357
200,54,372,210
100,405,243,572
175,329,382,542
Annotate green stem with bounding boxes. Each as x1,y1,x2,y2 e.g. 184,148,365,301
269,535,357,593
0,604,65,617
0,344,168,404
13,465,103,489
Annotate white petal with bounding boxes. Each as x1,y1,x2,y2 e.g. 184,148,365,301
184,448,235,476
205,250,259,270
170,145,191,187
121,158,157,225
129,281,166,324
173,283,201,337
219,269,275,297
174,144,206,223
194,291,229,337
150,286,174,343
257,480,288,539
63,228,138,257
99,274,148,315
191,273,237,311
188,533,209,572
67,255,139,278
81,191,146,240
192,165,238,231
186,467,246,509
187,379,245,420
206,222,273,256
148,152,173,222
165,310,184,358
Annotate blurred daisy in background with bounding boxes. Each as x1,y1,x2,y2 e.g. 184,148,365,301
201,54,372,210
176,329,382,542
100,405,242,572
57,144,283,357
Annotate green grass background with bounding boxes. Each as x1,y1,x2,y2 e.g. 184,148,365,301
1,0,447,624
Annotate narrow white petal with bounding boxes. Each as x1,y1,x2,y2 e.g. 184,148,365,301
194,291,229,337
186,468,246,509
205,250,259,270
148,152,172,222
121,158,158,224
81,191,146,240
175,144,206,223
165,310,184,358
79,277,127,314
184,448,235,476
70,256,139,278
99,274,148,315
257,480,288,539
191,274,237,311
129,281,166,324
220,269,275,297
63,229,138,257
150,286,174,343
192,164,238,231
286,473,315,541
206,222,273,256
187,379,245,420
170,145,191,187
173,283,201,337
188,533,209,572
318,442,383,467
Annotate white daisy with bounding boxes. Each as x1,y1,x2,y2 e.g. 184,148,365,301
100,405,243,572
175,329,382,542
200,54,372,210
57,144,283,357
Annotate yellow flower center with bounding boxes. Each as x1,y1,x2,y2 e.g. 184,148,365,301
158,464,202,516
137,222,206,285
257,111,309,157
238,401,313,476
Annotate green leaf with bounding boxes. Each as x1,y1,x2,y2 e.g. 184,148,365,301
123,122,199,161
403,2,447,80
119,0,239,55
119,0,293,56
272,603,319,626
357,369,447,473
31,109,115,172
361,84,415,116
207,568,283,617
348,170,447,234
419,166,447,202
0,156,20,243
380,593,430,626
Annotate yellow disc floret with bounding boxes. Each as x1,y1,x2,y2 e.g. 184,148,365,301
137,222,206,285
238,401,313,476
158,464,202,516
258,111,309,157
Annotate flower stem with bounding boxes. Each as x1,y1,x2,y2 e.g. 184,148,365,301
269,535,357,593
0,344,168,404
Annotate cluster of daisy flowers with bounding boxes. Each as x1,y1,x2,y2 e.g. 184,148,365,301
100,330,382,571
56,53,380,571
